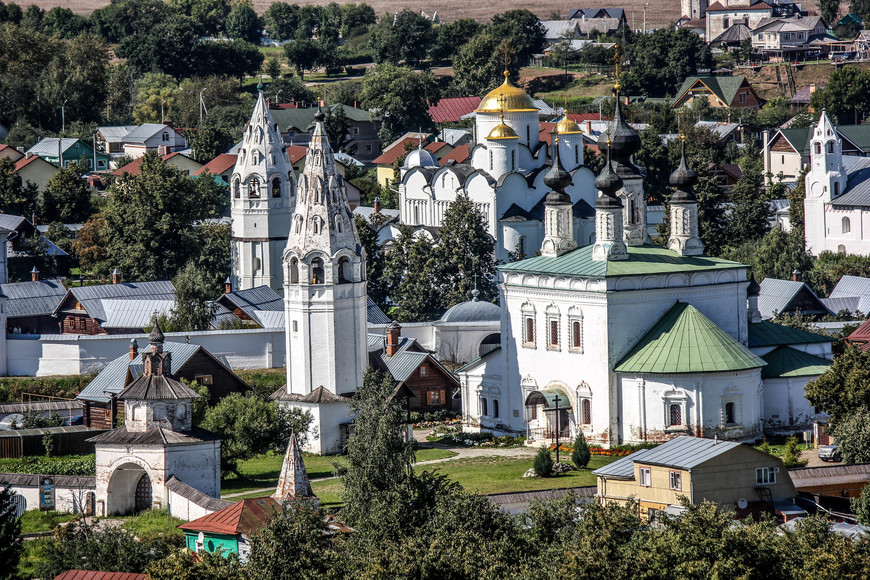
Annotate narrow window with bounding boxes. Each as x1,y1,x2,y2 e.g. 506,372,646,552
549,319,559,348
511,149,515,171
843,216,851,234
669,471,682,491
481,397,488,416
162,132,169,142
828,142,834,154
814,142,821,155
839,244,847,253
575,145,579,165
233,180,240,198
524,316,535,345
581,398,591,424
572,320,583,351
640,468,651,487
493,400,500,418
337,257,351,283
835,182,841,197
419,364,428,377
489,150,493,171
669,404,682,427
311,258,325,284
249,178,260,198
272,177,281,198
526,126,530,144
725,401,736,425
290,258,299,283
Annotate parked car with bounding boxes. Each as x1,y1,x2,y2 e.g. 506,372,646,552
818,444,841,462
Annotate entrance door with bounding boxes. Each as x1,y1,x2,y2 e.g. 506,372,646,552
134,473,152,512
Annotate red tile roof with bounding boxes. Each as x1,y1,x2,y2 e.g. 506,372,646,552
848,318,870,342
178,497,281,536
14,155,45,171
54,572,148,580
428,96,482,123
440,144,470,165
287,145,307,164
539,122,557,145
193,153,237,177
111,152,183,177
372,138,442,166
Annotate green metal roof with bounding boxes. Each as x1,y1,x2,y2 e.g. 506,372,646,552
761,346,830,378
499,245,745,279
615,302,766,374
748,320,834,347
674,76,751,107
525,387,572,408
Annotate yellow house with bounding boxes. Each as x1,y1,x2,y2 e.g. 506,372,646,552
593,436,800,521
15,155,59,193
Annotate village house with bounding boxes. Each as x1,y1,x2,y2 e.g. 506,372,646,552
373,134,454,188
751,15,828,59
270,104,382,164
26,138,111,171
52,279,176,335
0,214,69,280
565,8,627,36
121,124,188,159
592,436,804,521
111,152,202,178
193,153,237,184
757,276,832,320
673,76,761,110
13,154,59,193
0,274,66,334
95,125,137,159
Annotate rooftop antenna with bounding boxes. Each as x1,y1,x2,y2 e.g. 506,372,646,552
472,273,480,302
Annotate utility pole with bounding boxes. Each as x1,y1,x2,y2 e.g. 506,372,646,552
61,99,68,133
199,88,207,126
160,100,166,124
644,3,649,32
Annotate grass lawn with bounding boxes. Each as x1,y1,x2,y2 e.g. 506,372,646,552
221,448,457,496
19,510,76,534
18,539,50,579
115,508,185,540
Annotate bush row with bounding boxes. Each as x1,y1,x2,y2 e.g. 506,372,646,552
0,454,96,476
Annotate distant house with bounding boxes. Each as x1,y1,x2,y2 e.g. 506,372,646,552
95,126,137,159
270,104,382,164
790,83,824,106
566,8,627,35
111,152,202,178
122,124,188,159
705,1,774,43
26,138,111,171
673,76,761,110
763,124,870,182
428,96,482,124
52,280,176,335
0,144,23,161
0,276,66,333
541,20,581,43
593,436,805,521
817,275,870,316
77,339,250,428
751,16,828,59
710,23,752,47
14,155,59,193
757,277,831,320
0,214,69,280
193,154,237,184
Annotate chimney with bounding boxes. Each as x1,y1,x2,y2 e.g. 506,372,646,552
30,266,39,282
112,268,120,284
16,146,24,154
386,320,401,357
31,213,37,226
586,120,592,134
225,276,232,294
129,338,139,361
792,269,802,282
374,196,381,214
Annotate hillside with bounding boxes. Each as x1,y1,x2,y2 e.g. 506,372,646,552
12,0,820,29
740,61,870,101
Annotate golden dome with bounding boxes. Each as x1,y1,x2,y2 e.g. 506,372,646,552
487,122,519,140
476,72,537,113
555,116,583,134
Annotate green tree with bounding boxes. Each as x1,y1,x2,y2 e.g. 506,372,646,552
147,549,244,580
246,502,340,579
324,105,351,152
264,1,299,41
695,175,729,256
90,0,170,43
806,345,870,425
724,227,812,282
337,366,416,533
73,213,110,275
621,29,713,96
728,143,771,246
434,194,498,309
831,407,870,464
167,0,229,36
0,157,38,217
807,250,870,295
197,39,265,82
133,72,180,124
453,32,522,96
339,2,375,38
490,9,546,67
189,125,234,161
265,57,281,80
117,14,200,79
852,479,870,525
224,0,261,43
571,432,591,469
809,65,870,124
636,126,670,202
41,162,92,223
360,63,440,144
284,38,320,80
0,23,56,127
431,18,481,62
171,261,217,331
269,76,317,106
355,214,388,309
368,9,434,66
534,446,554,477
200,393,312,474
385,225,442,321
0,485,22,579
42,7,88,37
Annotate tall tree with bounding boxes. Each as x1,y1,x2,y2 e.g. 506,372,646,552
727,143,771,246
0,157,38,217
831,407,870,464
806,345,870,426
453,32,522,96
167,0,230,36
264,1,299,41
368,9,434,66
355,214,388,309
171,261,217,331
621,29,712,96
189,125,234,161
809,65,870,124
284,38,320,80
490,8,546,66
360,64,440,143
224,0,261,44
385,225,441,321
431,18,482,62
0,485,22,580
40,162,92,223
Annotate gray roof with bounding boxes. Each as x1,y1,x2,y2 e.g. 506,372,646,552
58,281,176,322
830,274,870,299
382,337,430,383
820,296,863,314
758,278,827,320
439,299,500,323
123,123,171,143
78,341,209,403
593,437,746,477
0,278,65,317
0,473,95,488
831,157,870,208
367,297,390,324
101,298,175,329
270,385,352,403
0,400,81,414
221,285,283,317
165,476,232,511
97,126,137,143
88,425,219,445
0,214,26,231
117,373,201,400
26,137,80,157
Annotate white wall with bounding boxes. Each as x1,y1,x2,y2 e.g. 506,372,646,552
6,328,286,377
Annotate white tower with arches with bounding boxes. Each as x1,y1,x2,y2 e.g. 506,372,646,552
230,88,296,293
277,107,368,454
804,110,847,255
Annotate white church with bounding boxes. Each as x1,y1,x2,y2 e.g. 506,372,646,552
457,94,833,448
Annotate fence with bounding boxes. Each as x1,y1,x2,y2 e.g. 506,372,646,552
0,425,105,458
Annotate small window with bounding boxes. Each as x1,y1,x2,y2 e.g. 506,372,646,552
524,316,535,346
311,258,325,284
233,180,240,198
249,178,260,198
292,320,298,332
580,398,591,425
526,126,530,144
669,471,682,491
828,142,834,154
548,319,559,348
489,150,493,171
668,404,682,427
575,145,579,165
162,132,169,142
814,142,821,155
530,404,538,420
194,375,213,386
511,149,515,171
427,390,443,406
493,400,500,418
640,467,651,487
835,182,841,197
839,244,847,253
842,216,851,234
756,467,777,485
571,319,583,351
481,397,488,416
725,401,736,425
272,177,281,198
419,364,428,377
290,258,299,283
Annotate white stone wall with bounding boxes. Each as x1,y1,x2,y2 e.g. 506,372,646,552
7,484,95,514
281,401,352,455
762,376,821,431
167,487,221,521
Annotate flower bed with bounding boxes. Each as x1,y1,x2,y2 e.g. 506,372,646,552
552,444,631,457
428,423,526,447
414,418,461,429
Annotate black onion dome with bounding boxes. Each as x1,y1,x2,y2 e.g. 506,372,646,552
669,142,699,203
149,320,165,345
544,137,572,203
595,155,624,208
747,275,761,297
314,103,325,122
597,97,641,157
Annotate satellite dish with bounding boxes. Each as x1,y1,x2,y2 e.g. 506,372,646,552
737,498,748,510
12,493,26,519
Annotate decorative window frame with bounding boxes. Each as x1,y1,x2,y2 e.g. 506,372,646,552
568,306,583,353
720,387,742,428
545,303,560,351
663,389,689,431
521,302,536,349
669,471,682,491
576,382,592,427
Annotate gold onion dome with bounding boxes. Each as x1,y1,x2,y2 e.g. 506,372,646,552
487,122,519,140
555,116,583,134
476,71,537,113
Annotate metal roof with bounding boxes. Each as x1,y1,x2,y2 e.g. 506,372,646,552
0,400,81,414
179,496,282,536
88,425,219,445
123,123,170,143
367,297,390,324
96,125,137,142
250,309,285,328
61,281,176,321
829,274,870,300
26,137,80,157
0,278,66,317
440,299,500,323
100,298,175,329
616,302,765,374
592,449,651,478
0,214,25,231
831,157,870,208
382,339,430,383
758,278,827,320
165,476,232,512
761,346,830,378
820,296,863,315
500,245,745,279
595,437,747,476
117,373,201,400
222,285,283,314
747,320,833,347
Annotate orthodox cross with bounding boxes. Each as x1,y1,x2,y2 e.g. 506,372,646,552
552,394,564,464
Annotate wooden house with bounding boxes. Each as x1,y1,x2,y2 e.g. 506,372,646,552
52,280,176,335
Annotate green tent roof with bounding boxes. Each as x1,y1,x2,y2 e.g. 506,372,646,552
615,302,766,374
674,76,751,107
748,320,834,347
761,346,830,378
499,245,745,279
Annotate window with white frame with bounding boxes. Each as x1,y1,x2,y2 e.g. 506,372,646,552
640,468,651,487
724,401,736,425
756,467,777,485
669,471,682,491
580,398,591,425
668,403,682,427
521,303,536,347
568,308,583,352
547,317,560,349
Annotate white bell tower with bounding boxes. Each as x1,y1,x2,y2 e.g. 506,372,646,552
230,86,296,293
282,106,368,400
805,110,847,255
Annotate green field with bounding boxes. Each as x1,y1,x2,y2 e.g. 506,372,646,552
18,510,76,534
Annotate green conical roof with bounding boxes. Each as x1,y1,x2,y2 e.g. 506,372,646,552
615,302,766,374
760,346,830,378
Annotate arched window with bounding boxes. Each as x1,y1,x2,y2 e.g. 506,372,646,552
337,257,351,283
272,177,281,198
843,216,851,234
311,258,325,284
518,236,526,260
290,258,299,283
481,397,488,416
629,198,637,225
668,404,682,427
581,398,591,425
524,316,535,345
814,142,821,155
493,400,500,418
335,216,343,233
413,205,420,224
835,181,841,197
442,174,446,187
725,401,736,425
828,142,834,154
233,179,240,199
254,257,261,272
312,217,321,234
511,149,515,171
571,319,583,351
294,216,303,234
838,244,847,253
575,145,579,165
249,178,260,198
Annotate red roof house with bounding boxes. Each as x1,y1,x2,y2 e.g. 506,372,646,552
54,572,148,580
428,96,482,123
439,144,470,165
111,152,202,177
193,154,237,182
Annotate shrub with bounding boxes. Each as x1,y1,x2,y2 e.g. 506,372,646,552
534,446,554,477
0,455,95,476
571,432,591,469
782,435,808,468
